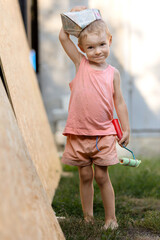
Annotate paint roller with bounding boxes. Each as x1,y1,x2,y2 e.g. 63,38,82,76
112,119,141,167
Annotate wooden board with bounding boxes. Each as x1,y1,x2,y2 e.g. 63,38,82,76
0,0,61,201
0,78,65,240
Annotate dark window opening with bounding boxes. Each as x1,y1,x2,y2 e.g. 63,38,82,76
18,0,39,73
31,0,39,73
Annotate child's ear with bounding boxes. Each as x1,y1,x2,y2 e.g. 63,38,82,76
109,36,112,46
78,43,85,53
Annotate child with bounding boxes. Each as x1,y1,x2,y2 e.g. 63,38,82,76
59,6,130,230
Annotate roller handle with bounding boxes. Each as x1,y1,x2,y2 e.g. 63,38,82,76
112,119,136,159
112,119,123,140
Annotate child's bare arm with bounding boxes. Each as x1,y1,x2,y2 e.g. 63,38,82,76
113,69,130,146
59,28,82,68
59,6,86,69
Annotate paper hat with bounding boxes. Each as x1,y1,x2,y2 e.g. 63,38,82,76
61,9,101,37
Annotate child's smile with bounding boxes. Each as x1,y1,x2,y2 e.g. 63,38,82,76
81,32,111,69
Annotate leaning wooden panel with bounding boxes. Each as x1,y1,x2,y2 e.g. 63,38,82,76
0,0,61,201
0,78,65,240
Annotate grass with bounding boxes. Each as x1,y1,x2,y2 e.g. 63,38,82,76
52,158,160,240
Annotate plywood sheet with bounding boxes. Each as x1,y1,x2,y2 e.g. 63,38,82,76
0,0,61,201
0,78,65,240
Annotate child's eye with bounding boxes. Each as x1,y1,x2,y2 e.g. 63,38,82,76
100,43,106,46
88,46,93,49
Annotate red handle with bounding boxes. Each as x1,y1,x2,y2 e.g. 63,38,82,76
112,119,123,140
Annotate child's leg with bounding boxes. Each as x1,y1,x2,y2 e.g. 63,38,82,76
94,165,118,229
78,165,94,222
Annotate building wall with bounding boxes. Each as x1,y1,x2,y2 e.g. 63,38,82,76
38,0,160,158
38,0,88,147
89,0,160,134
89,0,160,157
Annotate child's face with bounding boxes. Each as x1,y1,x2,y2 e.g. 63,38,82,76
79,32,111,65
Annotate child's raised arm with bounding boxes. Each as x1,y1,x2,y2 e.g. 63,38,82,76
59,6,86,70
113,69,130,146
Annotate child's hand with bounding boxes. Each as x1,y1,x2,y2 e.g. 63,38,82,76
70,6,87,12
118,130,130,147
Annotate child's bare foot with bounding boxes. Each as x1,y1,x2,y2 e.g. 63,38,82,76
103,220,118,230
84,215,94,224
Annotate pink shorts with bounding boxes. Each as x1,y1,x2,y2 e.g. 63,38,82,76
61,135,119,167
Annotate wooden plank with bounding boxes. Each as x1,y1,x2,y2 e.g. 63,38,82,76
0,0,61,201
0,78,65,240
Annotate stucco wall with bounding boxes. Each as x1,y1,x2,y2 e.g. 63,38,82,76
89,0,160,157
38,0,160,157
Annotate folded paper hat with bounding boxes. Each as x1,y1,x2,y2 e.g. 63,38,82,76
61,9,102,37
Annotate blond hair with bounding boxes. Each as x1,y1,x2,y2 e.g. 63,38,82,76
78,20,112,47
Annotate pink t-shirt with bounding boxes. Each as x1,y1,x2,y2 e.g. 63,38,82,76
63,56,116,136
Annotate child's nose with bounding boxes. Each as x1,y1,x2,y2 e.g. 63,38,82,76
95,47,101,55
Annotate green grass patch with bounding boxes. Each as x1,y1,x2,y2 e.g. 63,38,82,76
52,158,160,239
110,159,160,199
135,210,160,233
